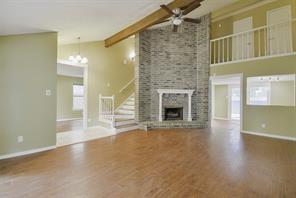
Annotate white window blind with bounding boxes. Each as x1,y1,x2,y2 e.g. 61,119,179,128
73,84,84,110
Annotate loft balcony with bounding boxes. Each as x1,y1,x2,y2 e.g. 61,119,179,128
210,19,296,66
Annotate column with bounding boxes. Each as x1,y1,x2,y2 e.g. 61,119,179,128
159,93,163,121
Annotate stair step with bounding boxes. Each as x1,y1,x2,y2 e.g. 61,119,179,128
118,109,134,115
114,114,135,119
126,101,135,105
115,119,136,127
115,123,138,133
121,105,134,110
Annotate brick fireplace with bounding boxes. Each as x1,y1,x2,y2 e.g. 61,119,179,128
135,14,211,129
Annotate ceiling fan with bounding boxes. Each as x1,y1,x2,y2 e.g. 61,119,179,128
156,0,203,32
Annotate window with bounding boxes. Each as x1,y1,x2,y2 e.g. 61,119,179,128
247,74,295,106
73,84,84,110
247,82,270,105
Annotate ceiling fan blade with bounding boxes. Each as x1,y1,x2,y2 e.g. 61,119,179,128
183,18,201,24
173,25,178,32
154,19,170,25
182,1,201,15
160,4,175,15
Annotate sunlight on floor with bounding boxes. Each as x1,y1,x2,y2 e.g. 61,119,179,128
56,126,115,147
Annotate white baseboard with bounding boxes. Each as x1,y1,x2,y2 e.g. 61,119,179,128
56,118,82,122
0,145,56,160
242,131,296,141
213,117,229,120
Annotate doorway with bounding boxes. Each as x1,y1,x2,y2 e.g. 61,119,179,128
267,5,292,55
232,17,253,60
211,74,243,131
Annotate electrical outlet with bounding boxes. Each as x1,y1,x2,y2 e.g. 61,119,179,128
261,123,266,128
17,136,23,143
88,118,92,123
107,83,110,87
45,89,51,96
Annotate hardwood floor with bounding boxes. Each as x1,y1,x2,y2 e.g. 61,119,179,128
56,119,83,133
1,121,295,197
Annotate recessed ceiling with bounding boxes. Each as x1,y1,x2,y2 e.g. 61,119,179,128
0,0,237,44
57,61,84,78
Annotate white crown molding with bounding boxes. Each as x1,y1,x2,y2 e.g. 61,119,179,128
0,146,56,160
242,131,296,141
212,0,278,22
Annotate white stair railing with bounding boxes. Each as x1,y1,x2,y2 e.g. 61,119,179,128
99,95,115,126
211,19,296,66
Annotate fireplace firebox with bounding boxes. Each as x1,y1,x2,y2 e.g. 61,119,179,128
164,107,183,121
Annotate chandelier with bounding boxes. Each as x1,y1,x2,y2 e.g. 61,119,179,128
68,37,88,64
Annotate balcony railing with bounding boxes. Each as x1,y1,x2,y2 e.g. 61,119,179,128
210,19,296,66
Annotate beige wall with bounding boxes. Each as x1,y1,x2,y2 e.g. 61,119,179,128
211,55,296,138
0,32,57,155
211,0,296,63
58,38,135,126
210,0,296,138
270,81,295,106
214,85,229,119
212,0,296,39
57,75,83,120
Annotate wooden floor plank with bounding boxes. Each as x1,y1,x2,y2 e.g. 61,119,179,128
0,120,295,197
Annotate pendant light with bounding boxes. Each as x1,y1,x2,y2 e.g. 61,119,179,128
68,37,88,64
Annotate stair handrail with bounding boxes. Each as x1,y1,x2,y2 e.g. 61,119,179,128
119,78,135,93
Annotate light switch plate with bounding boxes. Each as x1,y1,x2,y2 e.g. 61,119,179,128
45,89,51,96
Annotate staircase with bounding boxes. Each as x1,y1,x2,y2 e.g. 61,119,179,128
113,94,138,133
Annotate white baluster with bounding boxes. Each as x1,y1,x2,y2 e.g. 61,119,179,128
227,37,229,62
218,40,220,63
214,41,216,64
222,39,225,63
264,27,267,56
258,29,261,57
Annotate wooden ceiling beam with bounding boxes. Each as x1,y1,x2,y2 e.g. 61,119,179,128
104,0,198,47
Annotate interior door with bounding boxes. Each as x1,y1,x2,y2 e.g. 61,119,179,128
232,17,253,61
267,6,292,55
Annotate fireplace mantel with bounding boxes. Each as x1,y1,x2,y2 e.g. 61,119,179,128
157,89,195,122
157,89,195,95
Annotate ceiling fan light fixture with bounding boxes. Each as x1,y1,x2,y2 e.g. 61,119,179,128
172,17,183,26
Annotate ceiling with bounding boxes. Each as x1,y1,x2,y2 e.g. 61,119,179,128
0,0,237,44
